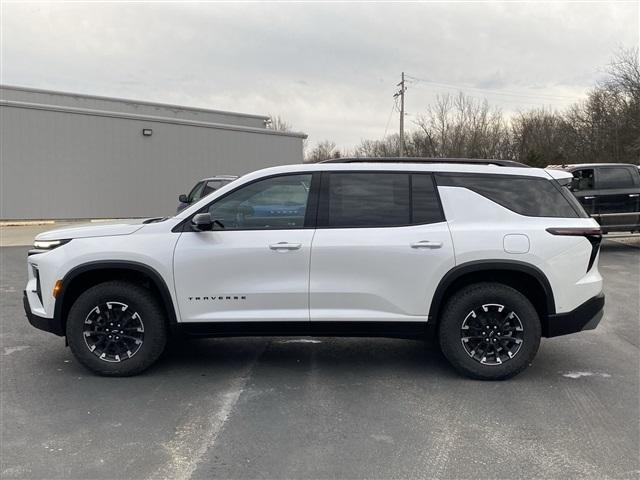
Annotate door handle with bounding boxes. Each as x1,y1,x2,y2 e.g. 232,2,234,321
269,242,302,251
629,194,639,198
410,240,443,249
583,196,596,200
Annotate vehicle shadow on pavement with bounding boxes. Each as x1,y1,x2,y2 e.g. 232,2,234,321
151,336,458,380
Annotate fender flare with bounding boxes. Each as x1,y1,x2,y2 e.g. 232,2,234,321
54,260,178,327
428,260,556,321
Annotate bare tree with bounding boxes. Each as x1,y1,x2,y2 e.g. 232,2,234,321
563,47,640,164
604,47,640,100
511,109,572,167
604,47,640,161
414,93,512,159
266,115,292,132
333,47,640,167
305,140,341,163
353,134,401,157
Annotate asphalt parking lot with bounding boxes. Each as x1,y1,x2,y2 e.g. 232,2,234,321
1,240,638,480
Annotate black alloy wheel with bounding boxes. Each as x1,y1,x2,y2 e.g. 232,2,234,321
83,301,145,363
460,303,525,366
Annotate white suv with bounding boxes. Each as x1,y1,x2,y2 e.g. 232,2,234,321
24,158,605,380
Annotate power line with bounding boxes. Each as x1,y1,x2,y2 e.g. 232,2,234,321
393,96,401,112
385,71,571,151
416,89,564,108
406,81,570,107
405,74,578,101
383,97,398,138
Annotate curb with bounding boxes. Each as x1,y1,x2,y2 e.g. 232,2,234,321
0,220,56,227
1,218,135,227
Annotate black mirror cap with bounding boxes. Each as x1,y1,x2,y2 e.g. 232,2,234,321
178,194,189,203
191,213,213,231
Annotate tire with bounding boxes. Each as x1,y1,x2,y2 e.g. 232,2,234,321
66,281,167,376
438,282,541,380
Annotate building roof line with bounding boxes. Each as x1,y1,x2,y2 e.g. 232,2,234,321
0,84,271,121
0,100,308,139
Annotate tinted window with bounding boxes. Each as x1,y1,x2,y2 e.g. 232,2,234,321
326,173,410,227
598,167,635,189
187,181,205,202
436,174,581,218
559,186,590,218
412,174,445,224
202,180,230,198
208,174,311,230
201,183,216,198
571,169,594,191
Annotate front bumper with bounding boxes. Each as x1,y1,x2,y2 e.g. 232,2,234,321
542,292,605,338
23,291,64,336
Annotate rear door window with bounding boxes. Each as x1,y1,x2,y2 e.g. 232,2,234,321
597,167,635,189
320,172,445,228
412,174,445,224
324,173,411,228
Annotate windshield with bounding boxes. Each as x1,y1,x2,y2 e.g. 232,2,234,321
187,181,205,203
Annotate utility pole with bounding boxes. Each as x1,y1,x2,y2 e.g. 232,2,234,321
394,72,407,157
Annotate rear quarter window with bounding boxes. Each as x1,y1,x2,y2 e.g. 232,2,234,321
436,174,585,218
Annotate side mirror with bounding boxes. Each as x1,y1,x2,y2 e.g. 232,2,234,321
178,194,189,203
191,213,213,232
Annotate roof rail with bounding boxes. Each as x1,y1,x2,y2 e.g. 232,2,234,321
320,157,529,168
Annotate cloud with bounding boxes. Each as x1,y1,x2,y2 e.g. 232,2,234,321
1,2,638,150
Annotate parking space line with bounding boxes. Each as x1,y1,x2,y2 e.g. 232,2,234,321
151,348,264,480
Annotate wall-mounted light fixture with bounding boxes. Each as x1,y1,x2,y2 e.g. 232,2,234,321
142,128,153,137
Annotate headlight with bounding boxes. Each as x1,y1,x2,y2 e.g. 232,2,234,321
32,239,71,250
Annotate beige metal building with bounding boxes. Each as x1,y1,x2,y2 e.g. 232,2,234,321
0,85,306,219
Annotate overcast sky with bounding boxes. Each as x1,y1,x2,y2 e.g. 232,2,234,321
1,1,638,150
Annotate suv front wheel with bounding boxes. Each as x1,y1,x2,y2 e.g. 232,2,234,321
66,281,167,376
438,282,541,380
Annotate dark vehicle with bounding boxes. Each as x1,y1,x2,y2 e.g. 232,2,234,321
177,175,238,213
547,163,640,233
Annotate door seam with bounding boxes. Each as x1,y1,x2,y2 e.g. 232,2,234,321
307,229,318,322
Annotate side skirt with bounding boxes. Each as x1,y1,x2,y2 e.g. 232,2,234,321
175,321,432,340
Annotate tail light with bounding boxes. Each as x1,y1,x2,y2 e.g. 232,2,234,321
546,227,602,272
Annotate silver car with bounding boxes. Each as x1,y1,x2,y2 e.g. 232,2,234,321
177,175,238,213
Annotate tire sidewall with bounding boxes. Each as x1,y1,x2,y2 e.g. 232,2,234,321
439,283,541,380
66,281,167,376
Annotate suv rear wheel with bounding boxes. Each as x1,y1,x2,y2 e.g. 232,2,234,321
438,282,541,380
66,281,167,376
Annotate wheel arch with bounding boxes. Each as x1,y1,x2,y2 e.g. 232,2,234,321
55,261,178,334
428,260,556,326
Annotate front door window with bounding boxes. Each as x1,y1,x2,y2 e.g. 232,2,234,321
208,174,312,230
